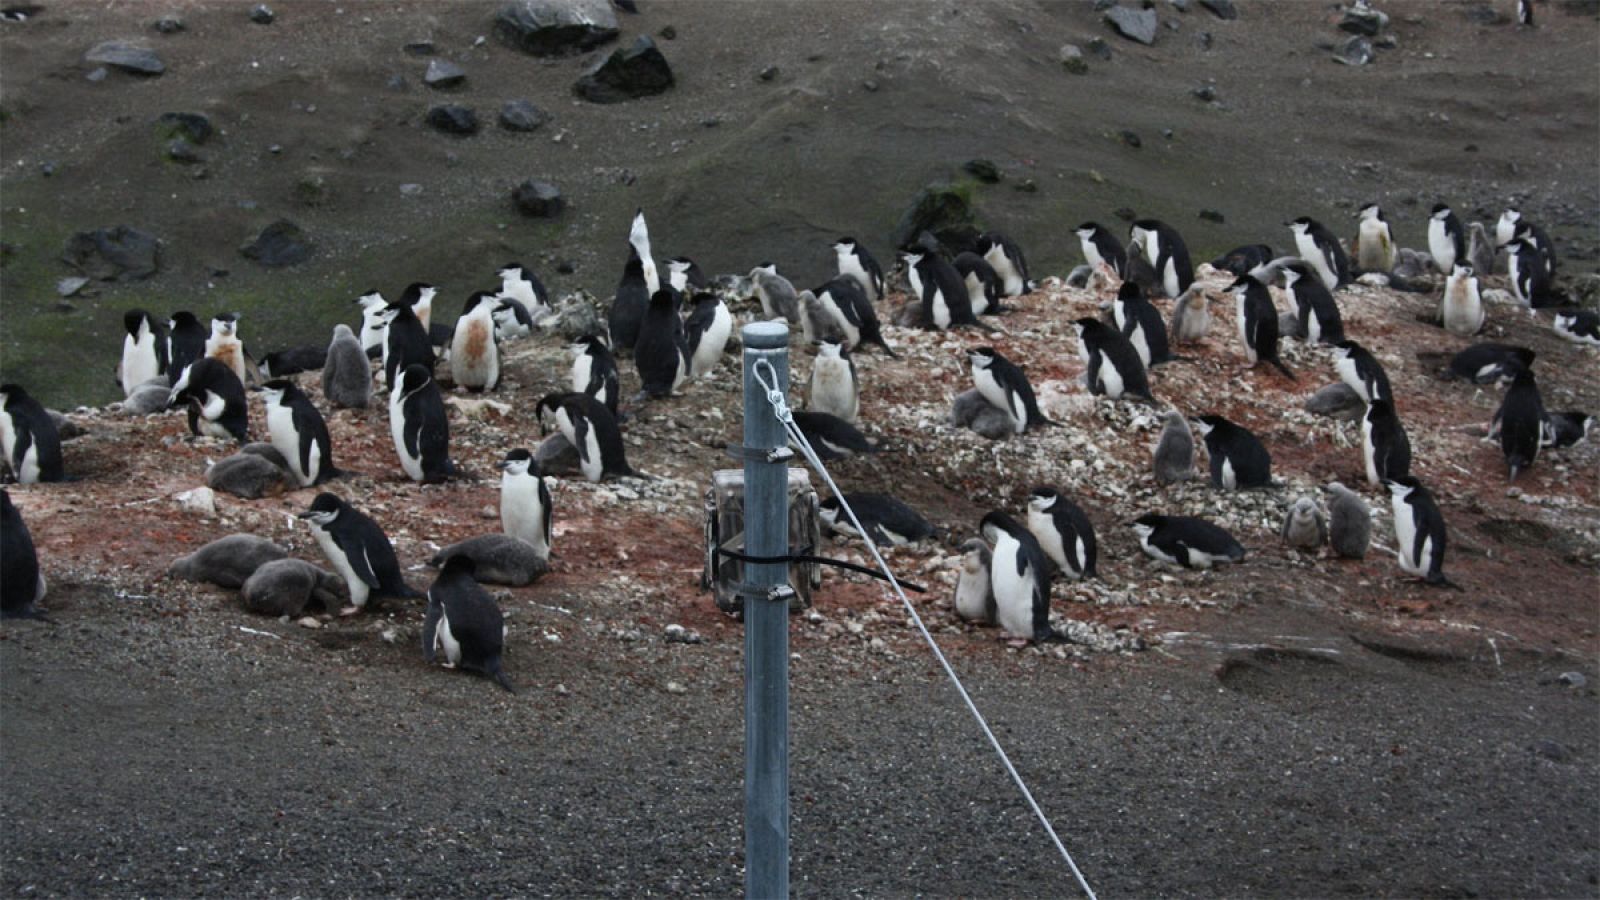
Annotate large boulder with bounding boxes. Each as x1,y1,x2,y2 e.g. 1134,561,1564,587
494,0,618,56
240,220,312,267
573,36,674,103
84,41,165,75
512,179,565,217
889,183,979,252
61,226,160,281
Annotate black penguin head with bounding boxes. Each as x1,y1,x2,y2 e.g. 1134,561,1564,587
898,246,925,266
1332,340,1361,359
1279,260,1314,284
123,309,155,337
1510,221,1538,243
397,364,433,397
1365,398,1394,420
355,290,386,309
1358,203,1383,220
1190,414,1225,436
978,510,1019,544
0,383,21,406
299,491,345,524
440,554,478,578
1287,216,1314,234
648,287,681,311
1385,475,1422,497
400,282,436,306
498,447,536,474
257,379,296,405
1500,207,1522,224
463,291,498,315
967,346,998,369
914,231,944,254
1071,317,1099,336
498,262,525,278
569,335,608,356
170,311,201,330
1430,203,1452,219
211,313,239,337
833,237,857,253
1129,513,1163,535
1027,486,1060,512
1116,281,1146,302
1225,273,1259,292
1074,222,1101,238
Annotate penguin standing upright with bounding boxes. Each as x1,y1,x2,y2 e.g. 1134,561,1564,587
798,288,849,346
260,380,334,487
400,282,438,331
167,311,207,379
423,556,514,692
818,277,896,357
493,298,535,341
1130,514,1245,569
807,278,861,348
498,448,552,562
1440,263,1485,336
1111,282,1175,367
206,313,249,384
1553,311,1600,346
569,336,620,415
1511,219,1558,279
1074,318,1154,402
450,292,502,392
298,491,419,614
1508,238,1563,308
0,385,64,484
977,232,1032,297
953,252,1002,316
953,538,996,624
321,324,372,409
1427,204,1466,275
1362,399,1412,487
1494,208,1521,248
1152,409,1196,484
1289,217,1349,291
1325,482,1371,559
1130,219,1195,299
354,290,389,357
832,237,886,303
684,291,733,378
611,245,652,352
1192,414,1272,490
1332,340,1392,404
1076,222,1127,278
168,358,249,443
1,490,46,619
749,264,802,325
382,298,434,387
629,209,660,295
808,340,860,423
635,288,689,399
904,246,977,330
1280,497,1328,550
1517,0,1533,24
1230,274,1296,379
1355,203,1397,273
1026,486,1097,581
1169,287,1212,344
389,364,453,483
118,309,168,395
979,511,1055,643
1498,366,1545,482
495,262,548,322
539,393,636,481
1385,476,1449,586
1281,261,1345,345
968,347,1052,434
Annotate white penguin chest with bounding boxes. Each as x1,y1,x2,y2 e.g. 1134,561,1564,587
954,562,991,622
985,246,1022,296
1098,351,1125,399
972,368,1019,429
571,354,595,394
1390,498,1424,574
1236,295,1256,361
123,330,160,390
434,606,462,665
501,474,549,554
987,535,1034,638
1027,508,1068,571
314,528,369,606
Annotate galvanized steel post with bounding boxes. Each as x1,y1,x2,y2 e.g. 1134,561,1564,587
741,321,790,899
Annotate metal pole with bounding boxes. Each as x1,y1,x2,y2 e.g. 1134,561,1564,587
741,321,790,899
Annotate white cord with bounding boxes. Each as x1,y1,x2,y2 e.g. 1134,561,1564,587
751,359,1098,900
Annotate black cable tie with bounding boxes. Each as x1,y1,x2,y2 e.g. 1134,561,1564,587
715,547,927,594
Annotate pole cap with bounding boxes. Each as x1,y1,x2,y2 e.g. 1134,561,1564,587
742,321,789,350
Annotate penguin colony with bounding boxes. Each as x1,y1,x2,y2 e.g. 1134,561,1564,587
1,192,1595,678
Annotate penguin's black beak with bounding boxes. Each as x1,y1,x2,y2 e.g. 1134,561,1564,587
495,460,512,471
295,510,317,519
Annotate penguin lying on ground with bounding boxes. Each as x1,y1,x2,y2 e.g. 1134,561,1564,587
168,534,288,589
1130,514,1245,569
818,492,934,546
428,535,549,586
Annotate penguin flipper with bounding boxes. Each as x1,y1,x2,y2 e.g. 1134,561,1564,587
491,662,516,694
421,596,441,663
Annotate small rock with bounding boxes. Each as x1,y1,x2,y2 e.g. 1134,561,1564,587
1192,84,1217,102
1558,671,1588,688
658,24,676,39
299,617,323,629
1120,130,1142,148
494,0,620,56
511,179,564,217
386,73,409,92
425,104,479,135
151,16,186,34
175,487,216,516
1333,35,1374,66
1059,43,1089,74
861,78,879,91
84,41,165,76
499,98,548,131
1086,37,1113,59
1198,208,1225,223
56,276,88,297
156,111,213,144
249,4,274,24
1104,4,1159,44
399,183,423,197
423,58,466,88
757,64,779,81
1339,2,1389,36
1531,739,1570,762
1199,0,1237,19
403,40,436,56
167,138,201,164
666,681,687,694
85,67,108,82
1113,206,1137,221
963,158,1002,183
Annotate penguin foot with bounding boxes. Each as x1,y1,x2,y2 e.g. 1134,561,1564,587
338,605,362,617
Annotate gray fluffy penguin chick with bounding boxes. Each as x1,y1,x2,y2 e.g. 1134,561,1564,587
207,453,289,499
239,441,291,469
799,290,848,346
322,323,372,409
953,538,997,624
1304,383,1366,422
1169,286,1212,344
428,534,550,586
241,559,347,617
749,265,801,325
120,380,173,416
1324,482,1371,559
1152,410,1195,484
168,534,289,589
950,389,1017,441
1280,496,1328,550
1466,222,1497,276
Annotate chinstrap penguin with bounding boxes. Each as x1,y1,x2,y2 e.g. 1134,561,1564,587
389,364,453,483
1130,514,1245,569
818,492,934,546
450,291,502,391
1192,414,1272,490
498,448,552,562
259,379,334,487
168,358,250,443
299,492,419,613
1,490,47,619
1074,318,1154,402
424,555,515,692
1026,486,1098,581
0,384,64,484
